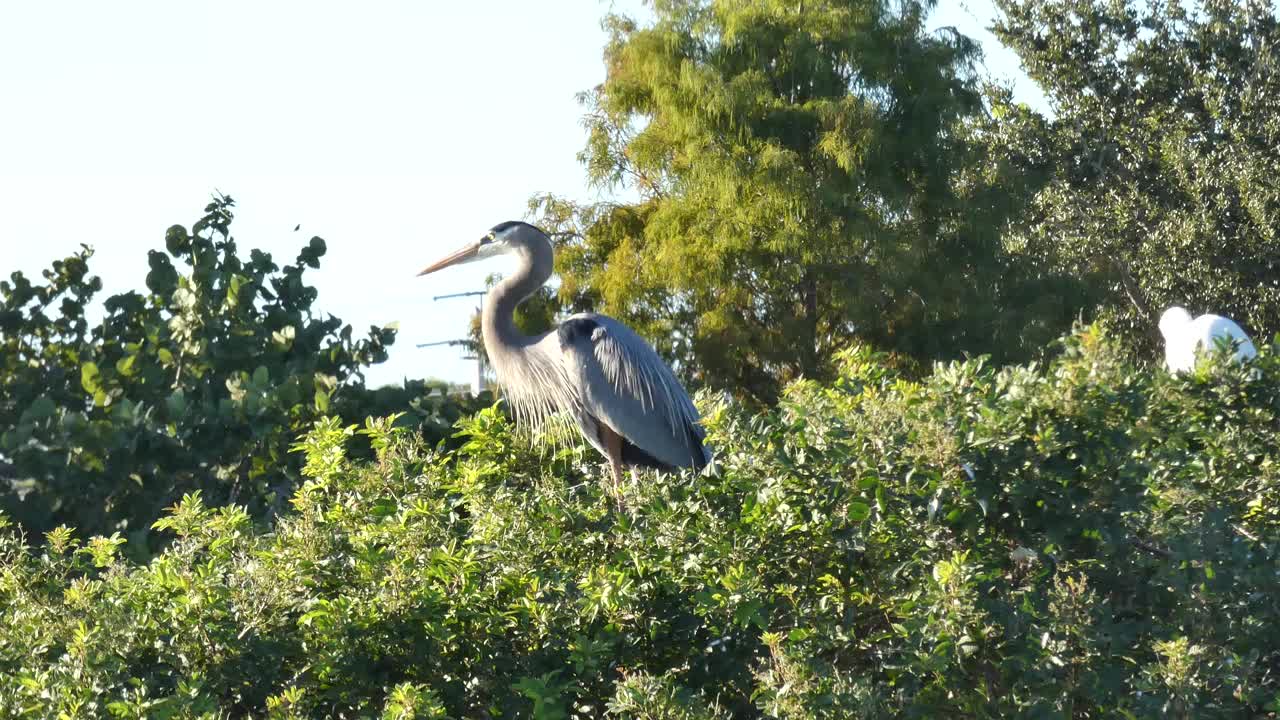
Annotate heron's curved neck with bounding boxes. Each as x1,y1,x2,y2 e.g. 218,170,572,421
482,241,554,353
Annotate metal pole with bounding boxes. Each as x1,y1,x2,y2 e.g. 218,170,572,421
432,291,485,302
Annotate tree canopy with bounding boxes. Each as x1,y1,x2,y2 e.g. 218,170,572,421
533,0,1082,403
992,0,1280,350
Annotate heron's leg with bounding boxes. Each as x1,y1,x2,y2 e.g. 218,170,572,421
598,424,627,504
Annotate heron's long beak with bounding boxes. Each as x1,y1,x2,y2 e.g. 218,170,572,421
416,240,481,277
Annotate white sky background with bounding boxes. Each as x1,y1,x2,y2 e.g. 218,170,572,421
0,0,1045,388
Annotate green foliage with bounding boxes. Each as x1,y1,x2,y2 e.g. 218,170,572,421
4,326,1280,716
532,0,1078,403
0,195,415,547
336,379,495,463
992,0,1280,350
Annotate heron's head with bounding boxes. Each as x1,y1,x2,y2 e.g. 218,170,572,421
1158,306,1194,340
416,221,547,277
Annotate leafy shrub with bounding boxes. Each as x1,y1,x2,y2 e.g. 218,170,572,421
334,379,495,464
0,196,456,550
2,326,1280,717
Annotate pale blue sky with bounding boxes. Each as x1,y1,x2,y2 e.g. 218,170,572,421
0,0,1045,388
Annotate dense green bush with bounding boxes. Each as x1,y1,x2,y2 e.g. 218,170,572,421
3,326,1280,717
0,196,481,551
334,378,494,465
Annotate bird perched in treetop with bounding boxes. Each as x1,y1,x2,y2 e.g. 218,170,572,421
416,220,711,490
1157,306,1257,374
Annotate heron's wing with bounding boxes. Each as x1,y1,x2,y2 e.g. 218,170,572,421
555,313,709,470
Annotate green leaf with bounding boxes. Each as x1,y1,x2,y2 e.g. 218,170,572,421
272,324,297,348
299,609,330,628
848,501,871,522
164,224,190,255
166,389,186,417
226,273,247,308
314,389,330,413
25,396,56,421
81,361,101,394
299,236,326,268
115,354,137,377
145,250,179,294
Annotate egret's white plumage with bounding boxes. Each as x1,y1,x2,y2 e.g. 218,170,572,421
417,221,710,487
1157,305,1257,373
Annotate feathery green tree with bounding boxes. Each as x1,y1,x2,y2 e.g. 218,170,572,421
534,0,1076,403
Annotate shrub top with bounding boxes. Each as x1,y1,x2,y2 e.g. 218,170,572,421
2,327,1279,718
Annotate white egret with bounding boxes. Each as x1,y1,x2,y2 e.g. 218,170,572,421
1157,306,1257,373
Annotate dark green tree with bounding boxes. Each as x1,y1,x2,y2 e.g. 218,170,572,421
992,0,1280,350
534,0,1075,403
0,196,401,546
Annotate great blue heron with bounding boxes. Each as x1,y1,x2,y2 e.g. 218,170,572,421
417,220,711,489
1158,306,1257,373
